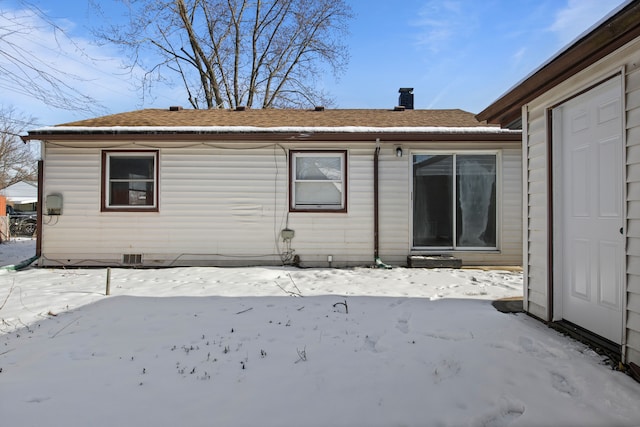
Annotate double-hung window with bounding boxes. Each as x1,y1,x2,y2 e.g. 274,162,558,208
412,152,498,249
290,150,347,212
102,150,158,212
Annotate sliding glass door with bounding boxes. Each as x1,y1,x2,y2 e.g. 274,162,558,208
413,153,497,250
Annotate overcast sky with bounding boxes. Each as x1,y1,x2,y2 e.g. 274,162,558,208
0,0,629,126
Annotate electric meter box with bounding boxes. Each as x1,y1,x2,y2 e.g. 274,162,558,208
46,193,63,215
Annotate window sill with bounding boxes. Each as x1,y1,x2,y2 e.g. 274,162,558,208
290,207,347,213
101,207,159,213
411,249,501,254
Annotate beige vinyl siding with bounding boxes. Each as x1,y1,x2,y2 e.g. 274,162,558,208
498,147,523,265
522,36,640,365
377,141,522,266
41,142,378,267
42,144,290,266
523,105,549,320
287,145,375,266
377,145,410,264
626,48,640,364
628,282,640,364
41,138,521,268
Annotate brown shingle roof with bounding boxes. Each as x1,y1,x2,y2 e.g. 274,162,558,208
24,107,521,143
57,108,494,128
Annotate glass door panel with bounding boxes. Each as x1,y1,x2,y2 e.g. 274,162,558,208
413,155,453,247
456,155,497,248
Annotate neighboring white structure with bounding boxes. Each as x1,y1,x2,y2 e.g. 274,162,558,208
478,0,640,369
1,181,37,207
23,107,521,269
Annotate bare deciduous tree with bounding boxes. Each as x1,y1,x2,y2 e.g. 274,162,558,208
0,107,38,190
0,1,102,114
92,0,352,109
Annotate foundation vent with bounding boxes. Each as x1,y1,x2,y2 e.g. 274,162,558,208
122,254,143,265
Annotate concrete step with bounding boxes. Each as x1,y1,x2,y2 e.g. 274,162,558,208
407,255,462,268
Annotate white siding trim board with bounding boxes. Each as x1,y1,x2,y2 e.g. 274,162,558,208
522,105,530,312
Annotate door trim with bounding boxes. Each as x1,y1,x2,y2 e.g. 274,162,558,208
409,150,502,252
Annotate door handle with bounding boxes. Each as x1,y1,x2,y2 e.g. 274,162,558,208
620,227,624,235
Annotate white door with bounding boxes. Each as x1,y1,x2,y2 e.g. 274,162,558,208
555,75,624,344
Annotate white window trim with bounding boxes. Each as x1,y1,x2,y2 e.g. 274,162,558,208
103,151,158,211
290,150,347,212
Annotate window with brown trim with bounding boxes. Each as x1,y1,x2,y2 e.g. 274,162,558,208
101,150,159,212
290,150,347,212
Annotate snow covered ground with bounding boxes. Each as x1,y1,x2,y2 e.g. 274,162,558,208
0,237,37,266
1,240,639,427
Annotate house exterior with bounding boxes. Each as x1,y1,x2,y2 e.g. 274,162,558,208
1,181,37,211
23,106,521,269
477,0,640,368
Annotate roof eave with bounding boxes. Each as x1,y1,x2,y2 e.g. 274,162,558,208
476,0,640,126
23,127,521,143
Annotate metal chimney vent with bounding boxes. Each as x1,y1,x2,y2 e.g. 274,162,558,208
398,88,414,110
